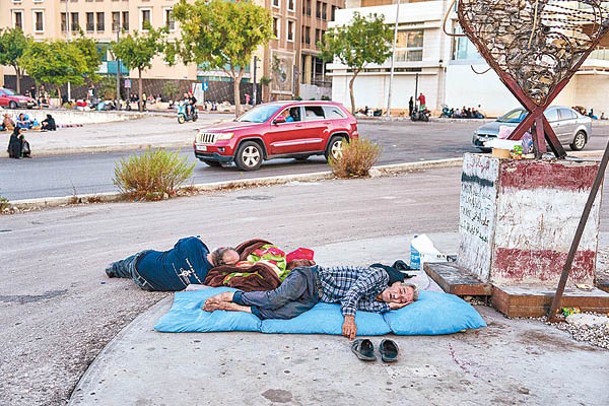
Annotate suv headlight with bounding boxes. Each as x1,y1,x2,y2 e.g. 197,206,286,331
216,132,234,140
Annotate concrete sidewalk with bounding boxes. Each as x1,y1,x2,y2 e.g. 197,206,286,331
0,112,231,156
69,233,609,406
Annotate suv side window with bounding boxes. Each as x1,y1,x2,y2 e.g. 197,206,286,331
324,106,346,119
289,107,302,122
304,106,325,120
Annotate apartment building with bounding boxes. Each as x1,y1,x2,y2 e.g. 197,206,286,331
329,0,609,116
0,0,343,102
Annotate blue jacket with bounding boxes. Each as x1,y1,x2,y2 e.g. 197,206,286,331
136,237,213,291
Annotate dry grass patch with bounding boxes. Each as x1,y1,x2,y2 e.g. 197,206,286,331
328,138,381,178
113,149,195,201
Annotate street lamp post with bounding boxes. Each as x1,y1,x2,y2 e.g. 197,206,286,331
65,0,72,102
252,56,258,106
386,0,401,118
115,25,121,110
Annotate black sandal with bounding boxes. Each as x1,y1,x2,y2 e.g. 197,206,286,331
351,339,376,361
379,339,399,362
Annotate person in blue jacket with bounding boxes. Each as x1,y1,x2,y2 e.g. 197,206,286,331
105,236,239,291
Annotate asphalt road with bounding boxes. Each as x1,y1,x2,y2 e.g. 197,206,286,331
3,118,608,201
1,119,481,200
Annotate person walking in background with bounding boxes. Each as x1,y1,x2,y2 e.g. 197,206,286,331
408,96,414,117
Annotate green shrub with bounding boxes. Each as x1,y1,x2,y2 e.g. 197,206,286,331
321,95,331,101
328,138,380,178
113,149,195,201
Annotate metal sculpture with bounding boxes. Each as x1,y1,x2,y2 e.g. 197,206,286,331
458,0,609,157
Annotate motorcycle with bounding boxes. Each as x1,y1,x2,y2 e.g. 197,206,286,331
411,108,430,122
177,102,198,124
439,105,453,118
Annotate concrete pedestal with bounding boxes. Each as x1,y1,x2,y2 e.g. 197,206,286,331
457,153,601,287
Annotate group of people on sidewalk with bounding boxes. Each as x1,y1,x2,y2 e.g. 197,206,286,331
106,236,418,340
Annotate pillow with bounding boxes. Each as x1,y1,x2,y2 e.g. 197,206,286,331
261,302,391,335
154,287,261,333
383,291,486,335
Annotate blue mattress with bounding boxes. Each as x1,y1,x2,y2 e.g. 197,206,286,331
154,287,486,335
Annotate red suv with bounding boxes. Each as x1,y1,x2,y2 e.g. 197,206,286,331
193,101,359,170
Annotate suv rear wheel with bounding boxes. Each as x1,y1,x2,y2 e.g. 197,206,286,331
325,136,345,161
235,141,263,171
9,101,17,109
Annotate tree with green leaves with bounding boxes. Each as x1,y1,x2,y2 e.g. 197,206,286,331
72,34,103,85
0,28,32,93
170,0,273,117
20,40,88,102
111,26,166,111
319,13,393,113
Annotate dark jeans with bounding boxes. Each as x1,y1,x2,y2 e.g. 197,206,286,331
106,251,155,291
233,267,321,320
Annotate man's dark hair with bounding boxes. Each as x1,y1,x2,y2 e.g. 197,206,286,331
211,247,237,266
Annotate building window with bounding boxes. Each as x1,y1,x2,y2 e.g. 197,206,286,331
71,12,80,32
112,12,120,31
272,0,279,8
86,12,94,32
140,9,151,30
315,28,321,44
273,17,280,39
61,12,67,32
304,0,311,16
303,26,310,44
96,12,105,32
321,3,327,20
164,8,175,31
13,11,23,29
331,5,338,21
287,20,294,42
33,10,44,32
122,11,129,31
395,30,424,62
288,0,295,11
316,1,321,18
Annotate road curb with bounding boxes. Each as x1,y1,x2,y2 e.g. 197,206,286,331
6,158,464,212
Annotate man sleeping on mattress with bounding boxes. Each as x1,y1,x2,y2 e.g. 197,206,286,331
203,264,419,340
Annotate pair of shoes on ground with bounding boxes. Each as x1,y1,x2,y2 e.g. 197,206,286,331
351,338,398,362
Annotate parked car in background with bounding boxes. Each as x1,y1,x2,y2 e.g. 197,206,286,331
472,106,592,152
193,101,359,171
0,87,37,109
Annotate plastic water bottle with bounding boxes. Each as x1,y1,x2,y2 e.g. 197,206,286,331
410,235,420,270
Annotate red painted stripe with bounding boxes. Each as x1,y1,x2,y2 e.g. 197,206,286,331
492,248,595,283
498,160,598,191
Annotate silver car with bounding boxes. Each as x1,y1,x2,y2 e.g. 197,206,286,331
472,106,592,152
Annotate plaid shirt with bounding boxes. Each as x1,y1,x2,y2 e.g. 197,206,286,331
318,266,390,316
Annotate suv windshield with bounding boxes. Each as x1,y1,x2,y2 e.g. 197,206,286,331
497,108,527,123
2,88,15,96
236,104,282,123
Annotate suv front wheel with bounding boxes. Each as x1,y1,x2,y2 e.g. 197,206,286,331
325,136,345,161
235,141,263,171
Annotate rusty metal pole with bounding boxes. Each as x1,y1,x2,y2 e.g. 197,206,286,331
548,140,609,321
